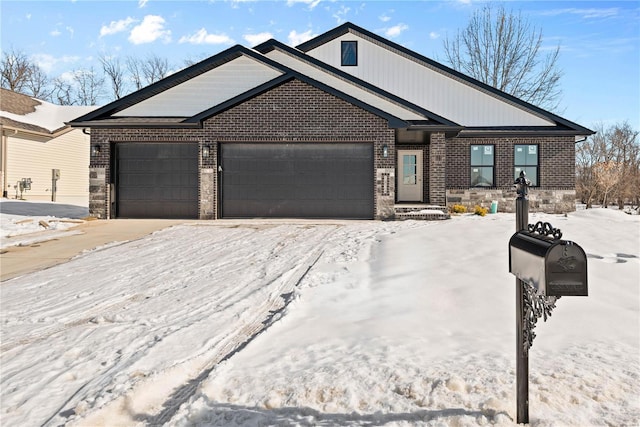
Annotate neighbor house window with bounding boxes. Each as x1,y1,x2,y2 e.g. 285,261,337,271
514,144,539,186
470,145,494,187
341,41,357,66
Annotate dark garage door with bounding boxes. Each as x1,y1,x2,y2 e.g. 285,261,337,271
116,143,198,219
221,143,374,219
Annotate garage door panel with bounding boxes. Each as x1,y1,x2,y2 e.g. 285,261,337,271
116,143,198,219
222,143,373,219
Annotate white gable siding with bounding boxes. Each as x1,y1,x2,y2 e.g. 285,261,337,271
117,55,283,117
265,50,426,121
304,33,554,127
5,129,89,205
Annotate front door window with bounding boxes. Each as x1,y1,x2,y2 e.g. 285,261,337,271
403,155,417,185
397,150,423,202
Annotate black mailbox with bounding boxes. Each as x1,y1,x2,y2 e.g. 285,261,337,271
509,230,588,297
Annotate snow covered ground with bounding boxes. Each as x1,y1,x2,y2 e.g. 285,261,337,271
0,202,638,427
1,200,89,249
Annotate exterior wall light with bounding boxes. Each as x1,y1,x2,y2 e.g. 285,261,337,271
202,145,211,158
383,144,389,158
91,144,101,157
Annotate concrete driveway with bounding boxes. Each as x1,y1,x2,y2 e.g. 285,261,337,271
1,219,188,281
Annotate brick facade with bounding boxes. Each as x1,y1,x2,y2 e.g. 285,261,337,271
429,132,447,206
87,79,578,220
88,79,396,220
444,135,576,213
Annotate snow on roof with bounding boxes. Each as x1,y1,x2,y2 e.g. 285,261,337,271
0,89,98,133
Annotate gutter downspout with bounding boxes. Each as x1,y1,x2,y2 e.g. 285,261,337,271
0,125,17,198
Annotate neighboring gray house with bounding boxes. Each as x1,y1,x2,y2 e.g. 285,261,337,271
69,22,593,220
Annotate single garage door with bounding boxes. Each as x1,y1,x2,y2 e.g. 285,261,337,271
221,143,374,219
115,142,198,218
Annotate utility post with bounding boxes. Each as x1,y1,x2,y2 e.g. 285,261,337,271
514,170,530,424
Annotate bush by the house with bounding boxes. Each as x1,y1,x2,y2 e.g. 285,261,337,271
450,204,467,214
474,205,488,216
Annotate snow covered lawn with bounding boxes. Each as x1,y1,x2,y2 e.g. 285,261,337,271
1,206,638,426
1,200,89,249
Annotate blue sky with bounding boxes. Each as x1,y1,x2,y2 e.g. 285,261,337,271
2,0,639,130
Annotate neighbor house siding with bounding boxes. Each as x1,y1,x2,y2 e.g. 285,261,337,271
89,78,396,219
5,129,90,205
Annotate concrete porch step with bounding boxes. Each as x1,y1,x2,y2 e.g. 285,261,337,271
394,204,450,221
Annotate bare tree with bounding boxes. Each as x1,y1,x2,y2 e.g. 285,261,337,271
51,76,75,105
126,56,145,91
142,54,170,85
594,161,623,208
99,54,127,99
23,66,51,100
577,122,640,209
442,4,562,111
73,67,105,105
0,47,52,98
1,48,31,92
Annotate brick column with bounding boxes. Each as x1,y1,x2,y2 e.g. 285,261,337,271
429,132,446,206
89,167,107,218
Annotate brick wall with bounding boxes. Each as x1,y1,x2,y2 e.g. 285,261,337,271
445,135,576,213
446,136,575,188
88,78,395,219
429,132,447,206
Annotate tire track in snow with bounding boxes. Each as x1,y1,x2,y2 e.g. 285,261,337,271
1,226,266,354
41,224,337,427
145,246,325,426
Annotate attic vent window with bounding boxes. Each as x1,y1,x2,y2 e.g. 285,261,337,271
341,41,357,66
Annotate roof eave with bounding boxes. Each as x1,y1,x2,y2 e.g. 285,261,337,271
457,128,596,138
67,120,201,129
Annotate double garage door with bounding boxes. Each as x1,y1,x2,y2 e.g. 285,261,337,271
221,143,374,219
115,142,373,219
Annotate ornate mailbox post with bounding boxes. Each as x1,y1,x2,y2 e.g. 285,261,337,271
510,171,588,424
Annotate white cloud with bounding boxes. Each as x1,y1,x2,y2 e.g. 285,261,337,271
50,29,61,37
286,0,321,10
31,53,80,74
179,28,234,45
379,14,391,23
541,8,619,19
26,13,32,20
243,32,273,46
100,17,137,37
429,31,440,40
128,15,171,44
66,26,74,38
287,29,317,46
333,5,350,24
384,23,408,38
138,0,149,7
230,0,256,8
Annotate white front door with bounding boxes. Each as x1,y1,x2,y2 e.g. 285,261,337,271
397,150,423,202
